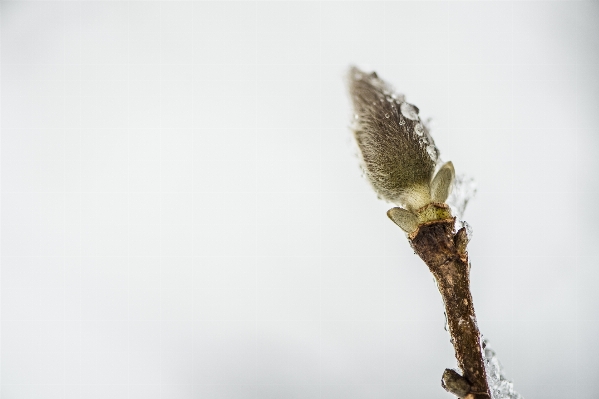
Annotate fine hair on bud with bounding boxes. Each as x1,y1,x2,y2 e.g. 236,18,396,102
347,66,440,211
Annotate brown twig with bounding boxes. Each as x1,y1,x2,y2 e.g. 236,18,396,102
409,217,490,399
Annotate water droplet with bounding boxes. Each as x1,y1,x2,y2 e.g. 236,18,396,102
384,113,390,118
427,145,437,160
447,175,477,220
443,312,449,332
354,114,359,120
463,221,473,241
399,118,405,126
483,339,524,399
400,102,420,121
414,123,424,136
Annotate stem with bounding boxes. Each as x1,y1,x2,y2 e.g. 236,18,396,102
409,218,490,399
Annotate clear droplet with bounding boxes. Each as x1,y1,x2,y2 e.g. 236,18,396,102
427,145,437,161
400,102,420,121
414,123,425,136
447,175,477,220
462,221,473,241
483,339,524,399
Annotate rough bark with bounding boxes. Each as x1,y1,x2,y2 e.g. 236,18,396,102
410,218,490,399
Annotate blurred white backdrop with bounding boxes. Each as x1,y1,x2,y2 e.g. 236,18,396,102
1,1,598,399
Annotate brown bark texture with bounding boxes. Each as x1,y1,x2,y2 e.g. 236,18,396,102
410,218,491,399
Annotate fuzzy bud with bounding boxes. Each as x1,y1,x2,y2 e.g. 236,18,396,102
348,66,442,211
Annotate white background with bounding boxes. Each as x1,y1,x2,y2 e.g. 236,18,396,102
1,1,599,398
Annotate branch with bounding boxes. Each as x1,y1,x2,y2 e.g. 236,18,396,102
346,66,491,398
409,211,490,399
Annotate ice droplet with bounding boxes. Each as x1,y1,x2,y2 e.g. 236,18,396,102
447,174,477,220
462,221,473,241
414,123,425,136
426,145,437,161
400,102,420,120
483,339,524,399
